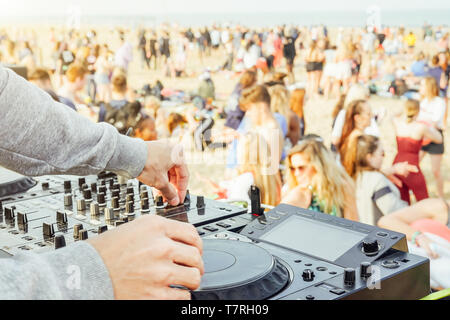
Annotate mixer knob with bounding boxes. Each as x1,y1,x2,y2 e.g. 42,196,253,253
98,225,108,234
73,224,83,240
91,183,97,193
78,178,86,188
83,189,92,201
81,184,89,191
112,183,120,191
362,238,379,256
4,207,14,221
17,212,28,226
105,208,114,222
111,197,120,210
126,187,134,195
111,190,120,199
184,190,191,206
64,194,73,207
98,186,107,194
156,196,164,207
360,262,372,278
126,194,134,203
79,230,89,240
109,179,115,188
77,199,86,212
42,182,50,191
64,180,72,193
97,193,106,206
99,179,106,186
43,223,55,239
141,198,150,212
196,196,205,209
56,211,68,224
344,268,356,286
126,201,134,214
140,191,149,200
302,269,315,282
90,202,100,218
54,235,66,249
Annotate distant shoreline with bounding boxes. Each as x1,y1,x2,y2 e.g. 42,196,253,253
0,10,449,28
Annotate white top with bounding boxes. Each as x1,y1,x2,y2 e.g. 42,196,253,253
356,171,408,226
418,97,447,130
331,109,380,140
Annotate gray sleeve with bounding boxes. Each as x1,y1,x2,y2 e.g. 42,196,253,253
0,242,114,300
0,66,147,179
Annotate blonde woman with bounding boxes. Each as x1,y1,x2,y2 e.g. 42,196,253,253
198,131,282,207
268,84,301,147
282,135,358,221
418,77,446,198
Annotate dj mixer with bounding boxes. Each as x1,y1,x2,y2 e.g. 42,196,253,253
0,168,431,300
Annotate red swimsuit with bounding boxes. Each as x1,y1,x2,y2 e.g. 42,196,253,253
393,137,429,204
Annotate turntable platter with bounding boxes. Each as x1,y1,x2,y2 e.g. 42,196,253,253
192,239,290,300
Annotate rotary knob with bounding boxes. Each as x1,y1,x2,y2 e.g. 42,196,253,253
79,230,89,240
73,224,83,240
156,196,164,207
64,180,72,193
83,189,92,201
362,238,379,256
42,182,50,191
78,178,86,188
54,235,66,249
302,269,315,282
90,202,100,218
56,211,68,224
97,193,106,207
64,194,73,207
344,268,356,286
77,199,86,212
360,262,372,278
196,196,205,209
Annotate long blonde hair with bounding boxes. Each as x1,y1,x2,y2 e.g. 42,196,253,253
268,84,291,122
286,137,355,216
237,132,282,206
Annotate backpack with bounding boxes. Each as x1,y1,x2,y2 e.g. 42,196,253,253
103,101,143,135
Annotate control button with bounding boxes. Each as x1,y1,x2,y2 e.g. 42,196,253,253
73,224,83,240
78,230,89,240
141,198,150,212
196,196,205,208
91,183,97,193
344,268,356,286
302,269,315,282
83,189,92,201
330,289,346,295
4,207,14,221
305,263,312,266
90,202,100,218
316,267,327,272
111,197,120,210
43,223,55,239
362,238,379,256
381,260,400,269
376,232,388,237
214,233,229,239
54,235,66,249
64,194,73,207
17,212,28,226
115,221,125,227
216,222,232,228
56,211,68,224
98,225,108,234
156,196,164,207
306,295,315,300
391,236,399,240
78,178,86,188
77,199,86,212
203,226,219,232
98,186,107,195
197,230,205,236
126,187,134,195
105,208,114,222
184,190,191,206
64,180,72,193
360,262,372,278
125,201,134,214
97,193,106,206
42,182,50,191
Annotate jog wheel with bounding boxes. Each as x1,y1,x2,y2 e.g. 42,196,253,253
192,239,290,300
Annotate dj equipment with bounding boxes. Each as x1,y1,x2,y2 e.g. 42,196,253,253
0,168,430,299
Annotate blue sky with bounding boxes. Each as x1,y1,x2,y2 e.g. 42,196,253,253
0,0,449,16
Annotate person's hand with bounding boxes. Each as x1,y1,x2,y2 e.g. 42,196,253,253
392,162,418,178
137,140,188,206
415,234,439,259
88,215,204,300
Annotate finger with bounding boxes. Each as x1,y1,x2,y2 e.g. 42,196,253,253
163,219,203,254
173,164,189,203
157,174,180,206
170,241,204,275
167,264,202,290
153,287,192,300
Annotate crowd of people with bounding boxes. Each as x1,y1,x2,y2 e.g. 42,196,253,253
0,21,449,291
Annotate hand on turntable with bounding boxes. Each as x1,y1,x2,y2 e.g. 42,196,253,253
137,140,189,206
88,214,204,300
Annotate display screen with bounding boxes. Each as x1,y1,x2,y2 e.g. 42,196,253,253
259,215,367,261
